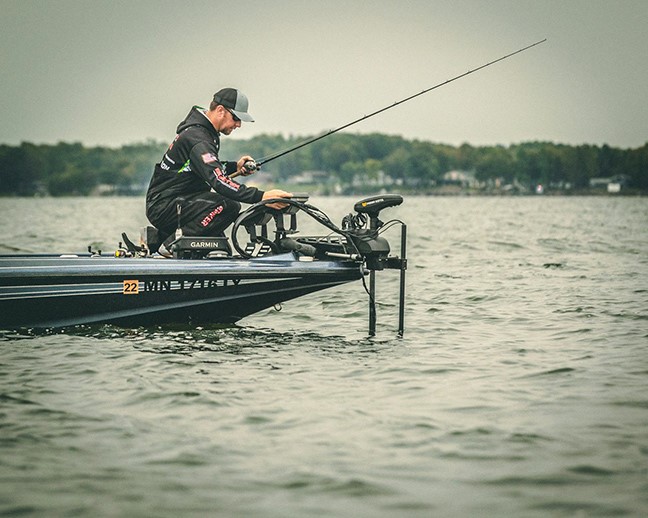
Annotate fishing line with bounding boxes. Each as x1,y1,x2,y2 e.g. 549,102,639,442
234,38,546,176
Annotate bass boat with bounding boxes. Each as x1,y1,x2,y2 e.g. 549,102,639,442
0,195,407,335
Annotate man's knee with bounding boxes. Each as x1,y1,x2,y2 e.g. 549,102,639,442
226,200,241,216
200,199,240,234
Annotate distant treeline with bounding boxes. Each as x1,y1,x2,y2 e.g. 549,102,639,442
1,134,647,196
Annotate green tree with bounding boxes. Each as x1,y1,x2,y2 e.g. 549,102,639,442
625,143,648,190
1,136,647,196
475,146,515,183
47,163,96,195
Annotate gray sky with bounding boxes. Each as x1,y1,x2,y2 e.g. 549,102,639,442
2,0,647,149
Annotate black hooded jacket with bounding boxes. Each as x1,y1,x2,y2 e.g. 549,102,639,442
146,106,263,226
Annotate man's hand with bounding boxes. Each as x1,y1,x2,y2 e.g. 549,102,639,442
236,155,257,176
262,189,293,210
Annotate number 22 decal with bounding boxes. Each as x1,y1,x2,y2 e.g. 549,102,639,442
123,280,139,294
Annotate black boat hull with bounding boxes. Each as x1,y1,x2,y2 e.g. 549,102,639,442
0,254,363,329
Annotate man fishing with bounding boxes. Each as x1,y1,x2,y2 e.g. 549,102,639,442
146,87,291,256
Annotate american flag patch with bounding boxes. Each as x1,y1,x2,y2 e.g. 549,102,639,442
201,152,218,164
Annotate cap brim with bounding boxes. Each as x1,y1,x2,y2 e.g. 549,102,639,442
232,110,254,122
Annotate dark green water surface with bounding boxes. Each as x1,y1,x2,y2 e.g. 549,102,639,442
1,196,647,516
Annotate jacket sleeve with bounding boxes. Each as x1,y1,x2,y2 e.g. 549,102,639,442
189,141,264,204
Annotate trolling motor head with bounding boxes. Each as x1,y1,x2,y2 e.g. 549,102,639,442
344,195,403,270
353,194,403,219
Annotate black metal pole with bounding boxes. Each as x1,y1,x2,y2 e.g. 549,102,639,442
368,214,379,336
398,224,407,337
369,270,376,337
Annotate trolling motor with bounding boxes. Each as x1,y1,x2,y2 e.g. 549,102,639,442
342,195,407,336
231,193,407,336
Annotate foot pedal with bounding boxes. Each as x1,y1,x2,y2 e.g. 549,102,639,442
139,226,163,254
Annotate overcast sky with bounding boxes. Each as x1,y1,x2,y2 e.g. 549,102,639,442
1,0,646,149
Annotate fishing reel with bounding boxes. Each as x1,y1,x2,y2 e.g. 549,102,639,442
241,160,259,175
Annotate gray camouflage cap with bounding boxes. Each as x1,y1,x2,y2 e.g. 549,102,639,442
213,88,254,122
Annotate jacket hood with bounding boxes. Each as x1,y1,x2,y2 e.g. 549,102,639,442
176,106,218,135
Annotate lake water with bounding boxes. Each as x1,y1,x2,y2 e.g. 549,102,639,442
1,195,647,517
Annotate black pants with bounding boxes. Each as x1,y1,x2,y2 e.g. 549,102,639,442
150,192,241,245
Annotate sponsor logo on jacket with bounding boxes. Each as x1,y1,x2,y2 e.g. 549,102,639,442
159,153,176,171
201,205,224,227
178,159,191,173
213,167,240,191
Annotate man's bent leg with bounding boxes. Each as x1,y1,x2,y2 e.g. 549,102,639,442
179,193,241,237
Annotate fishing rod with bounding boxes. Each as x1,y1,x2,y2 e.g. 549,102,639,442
232,38,546,178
